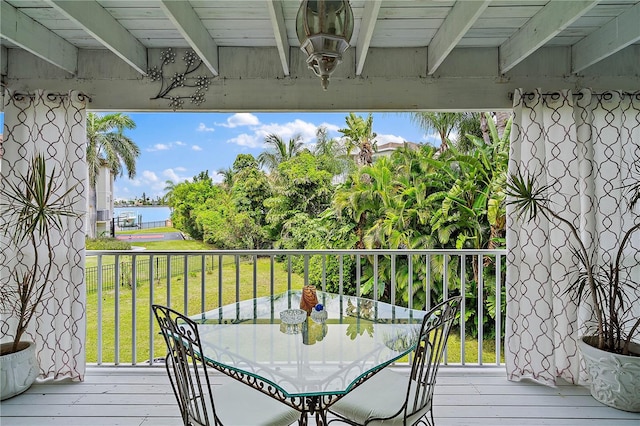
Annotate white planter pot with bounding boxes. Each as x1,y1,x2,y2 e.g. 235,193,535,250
0,341,39,401
578,336,640,412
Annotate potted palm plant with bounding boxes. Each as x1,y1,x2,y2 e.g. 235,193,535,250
506,167,640,412
0,153,79,400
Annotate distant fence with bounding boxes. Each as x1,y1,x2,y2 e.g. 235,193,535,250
85,254,215,294
113,218,172,232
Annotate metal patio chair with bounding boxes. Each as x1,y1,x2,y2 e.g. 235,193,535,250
327,296,462,426
152,304,301,426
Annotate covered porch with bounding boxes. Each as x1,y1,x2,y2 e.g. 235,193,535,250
1,1,639,425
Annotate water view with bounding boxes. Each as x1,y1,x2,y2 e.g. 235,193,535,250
114,206,171,224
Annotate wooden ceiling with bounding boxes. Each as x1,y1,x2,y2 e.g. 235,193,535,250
1,1,639,111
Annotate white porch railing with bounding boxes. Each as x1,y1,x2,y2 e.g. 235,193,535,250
85,249,506,367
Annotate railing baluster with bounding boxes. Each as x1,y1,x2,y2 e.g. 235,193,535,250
322,256,326,292
373,254,379,302
460,254,466,366
201,254,206,315
149,254,154,365
287,256,292,291
253,254,258,298
390,254,396,306
270,255,275,296
218,255,223,308
114,254,120,365
477,254,484,365
97,255,103,365
356,254,361,298
131,254,137,365
425,254,431,310
235,255,240,303
166,255,172,307
304,255,309,287
183,255,188,313
495,254,502,365
407,254,413,311
339,255,343,296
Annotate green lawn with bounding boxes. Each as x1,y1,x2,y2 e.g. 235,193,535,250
85,238,214,269
115,226,176,235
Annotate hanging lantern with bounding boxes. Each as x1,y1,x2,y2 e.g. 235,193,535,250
296,0,354,91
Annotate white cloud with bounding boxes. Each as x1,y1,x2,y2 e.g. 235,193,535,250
210,172,224,184
218,113,260,128
147,141,187,151
148,143,171,151
197,123,215,132
376,133,407,145
227,133,261,148
142,170,159,182
225,118,342,149
163,168,190,183
256,119,318,145
192,145,203,151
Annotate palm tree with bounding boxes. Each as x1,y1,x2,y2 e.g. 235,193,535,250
217,167,235,190
86,112,140,238
409,112,464,152
339,113,377,166
313,125,352,177
163,179,177,204
257,133,304,172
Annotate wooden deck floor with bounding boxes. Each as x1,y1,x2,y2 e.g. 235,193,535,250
1,366,639,425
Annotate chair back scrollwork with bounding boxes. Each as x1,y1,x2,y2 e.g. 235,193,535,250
152,304,219,426
405,296,462,423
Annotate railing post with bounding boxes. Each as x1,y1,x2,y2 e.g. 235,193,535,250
495,254,502,365
201,254,206,315
149,254,155,365
460,254,466,365
477,254,484,365
131,254,137,365
114,254,120,365
97,255,103,365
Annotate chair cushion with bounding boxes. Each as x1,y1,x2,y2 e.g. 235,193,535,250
329,369,430,426
213,379,300,426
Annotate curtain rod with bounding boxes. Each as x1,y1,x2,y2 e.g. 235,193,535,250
3,88,92,103
508,91,638,101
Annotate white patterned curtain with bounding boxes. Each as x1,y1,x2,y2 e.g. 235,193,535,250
506,88,640,385
0,89,88,381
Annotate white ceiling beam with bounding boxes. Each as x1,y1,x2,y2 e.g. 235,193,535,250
159,0,219,76
572,2,640,73
46,0,147,75
0,1,77,74
355,0,381,76
427,0,490,75
499,0,598,74
266,0,290,76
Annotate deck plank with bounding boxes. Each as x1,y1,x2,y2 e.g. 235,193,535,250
1,366,639,426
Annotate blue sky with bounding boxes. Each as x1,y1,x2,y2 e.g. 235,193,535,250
1,112,438,201
111,112,437,201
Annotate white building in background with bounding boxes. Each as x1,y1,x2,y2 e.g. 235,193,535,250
333,141,422,184
372,142,421,160
95,165,114,237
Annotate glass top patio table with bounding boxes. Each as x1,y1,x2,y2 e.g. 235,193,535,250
190,290,426,398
